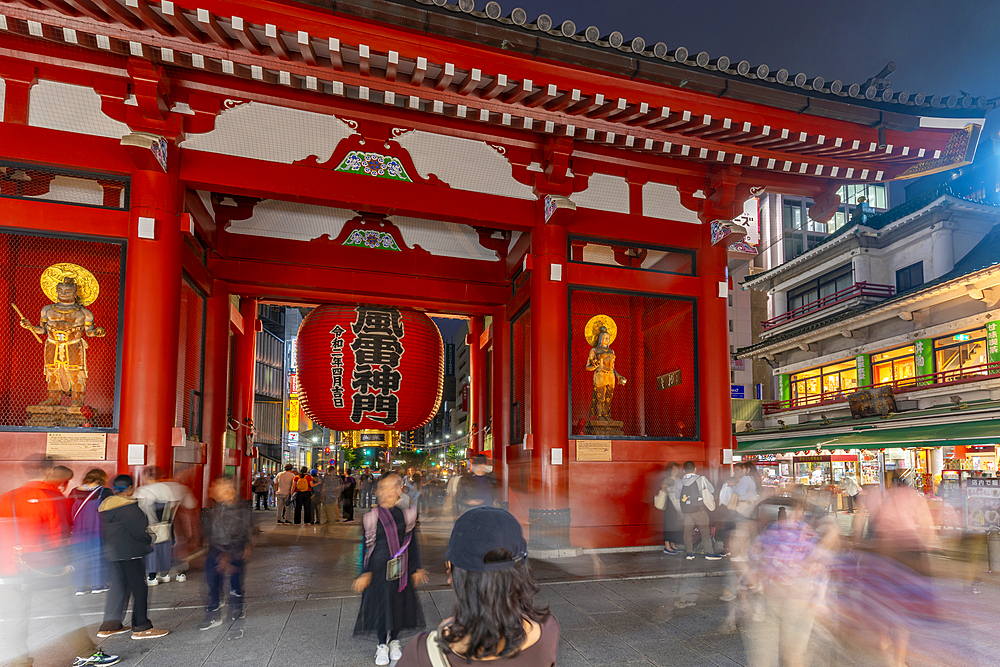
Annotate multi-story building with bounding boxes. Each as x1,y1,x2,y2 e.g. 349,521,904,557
253,304,286,467
735,184,1000,491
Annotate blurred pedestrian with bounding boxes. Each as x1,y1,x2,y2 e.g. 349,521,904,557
746,498,838,667
97,474,168,640
70,468,113,596
342,468,357,522
319,466,343,535
274,464,295,524
199,477,255,629
360,468,375,509
353,472,426,665
292,467,314,525
840,471,860,514
0,457,119,667
252,472,269,511
674,461,723,561
455,455,499,515
132,466,196,585
397,506,558,666
310,469,323,524
657,462,683,554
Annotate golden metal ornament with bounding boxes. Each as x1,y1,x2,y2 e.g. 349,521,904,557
584,314,618,347
40,263,100,306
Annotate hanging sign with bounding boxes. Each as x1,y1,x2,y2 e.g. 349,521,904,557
297,304,444,432
965,478,1000,531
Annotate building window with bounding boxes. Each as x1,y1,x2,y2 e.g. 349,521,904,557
895,262,924,294
872,345,916,386
934,328,990,377
786,265,853,312
790,360,858,404
782,198,804,231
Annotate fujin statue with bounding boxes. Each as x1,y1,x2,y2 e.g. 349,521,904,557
18,263,105,408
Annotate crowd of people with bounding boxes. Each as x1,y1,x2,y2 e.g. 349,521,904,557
0,451,981,667
0,454,542,667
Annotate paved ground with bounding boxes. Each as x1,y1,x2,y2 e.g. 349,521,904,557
10,508,1000,667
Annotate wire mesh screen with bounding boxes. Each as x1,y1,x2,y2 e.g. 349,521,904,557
176,277,205,439
0,230,122,428
571,289,698,440
510,306,530,445
569,237,695,275
1,161,129,210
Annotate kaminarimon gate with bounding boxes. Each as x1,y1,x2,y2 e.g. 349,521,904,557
0,0,985,548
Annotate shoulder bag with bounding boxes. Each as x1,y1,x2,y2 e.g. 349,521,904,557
148,500,178,544
425,629,450,667
653,489,667,510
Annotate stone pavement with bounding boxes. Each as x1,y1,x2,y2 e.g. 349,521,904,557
10,509,1000,667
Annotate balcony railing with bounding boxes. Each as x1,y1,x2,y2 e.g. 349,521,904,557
763,361,1000,414
762,282,895,331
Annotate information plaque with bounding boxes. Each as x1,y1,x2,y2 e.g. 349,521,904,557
45,432,107,461
576,440,612,461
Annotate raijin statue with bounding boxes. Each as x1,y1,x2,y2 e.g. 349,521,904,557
18,263,105,407
585,316,626,420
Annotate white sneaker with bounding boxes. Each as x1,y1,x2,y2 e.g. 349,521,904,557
156,574,170,583
146,578,159,587
375,644,390,666
720,590,737,602
388,640,402,661
175,573,187,583
730,555,748,563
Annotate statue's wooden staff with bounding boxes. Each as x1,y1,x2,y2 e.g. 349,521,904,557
10,303,42,344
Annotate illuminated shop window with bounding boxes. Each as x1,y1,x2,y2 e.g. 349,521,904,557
790,360,858,403
872,345,916,386
934,328,989,376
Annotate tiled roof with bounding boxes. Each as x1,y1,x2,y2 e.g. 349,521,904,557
381,0,994,116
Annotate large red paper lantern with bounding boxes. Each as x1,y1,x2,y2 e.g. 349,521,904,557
297,304,444,432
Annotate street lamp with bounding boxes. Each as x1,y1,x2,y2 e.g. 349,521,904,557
457,430,463,435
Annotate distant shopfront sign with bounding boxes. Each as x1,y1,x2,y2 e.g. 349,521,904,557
731,385,745,399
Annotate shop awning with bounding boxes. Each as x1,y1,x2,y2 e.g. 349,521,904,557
827,420,1000,449
737,433,844,454
737,419,1000,455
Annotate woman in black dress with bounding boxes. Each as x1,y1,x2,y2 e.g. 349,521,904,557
353,472,427,666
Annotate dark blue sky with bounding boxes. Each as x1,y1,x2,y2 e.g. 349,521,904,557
512,0,999,112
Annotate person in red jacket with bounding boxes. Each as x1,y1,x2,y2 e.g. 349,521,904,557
0,457,120,666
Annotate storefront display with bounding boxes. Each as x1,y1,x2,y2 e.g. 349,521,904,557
860,450,883,486
794,455,832,485
965,478,1000,531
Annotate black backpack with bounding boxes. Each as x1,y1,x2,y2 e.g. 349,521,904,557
680,477,705,514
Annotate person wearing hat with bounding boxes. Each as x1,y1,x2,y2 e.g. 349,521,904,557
397,507,558,666
454,455,499,516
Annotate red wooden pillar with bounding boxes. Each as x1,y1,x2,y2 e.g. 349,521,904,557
697,235,730,471
118,169,182,477
528,204,571,542
469,315,488,455
201,283,230,497
491,304,509,499
231,297,258,499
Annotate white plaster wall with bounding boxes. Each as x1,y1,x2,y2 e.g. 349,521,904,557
394,216,498,261
642,182,700,224
33,175,106,207
392,131,535,200
183,102,355,164
226,199,355,241
28,80,129,139
876,233,935,285
572,173,629,214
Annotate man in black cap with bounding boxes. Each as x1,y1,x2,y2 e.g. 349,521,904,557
396,507,559,666
454,454,499,516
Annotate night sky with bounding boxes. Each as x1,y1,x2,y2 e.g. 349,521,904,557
511,0,999,128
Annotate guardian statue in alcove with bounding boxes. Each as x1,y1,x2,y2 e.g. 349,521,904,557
18,263,105,410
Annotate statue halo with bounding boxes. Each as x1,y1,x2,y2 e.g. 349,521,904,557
584,314,618,347
40,263,100,307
